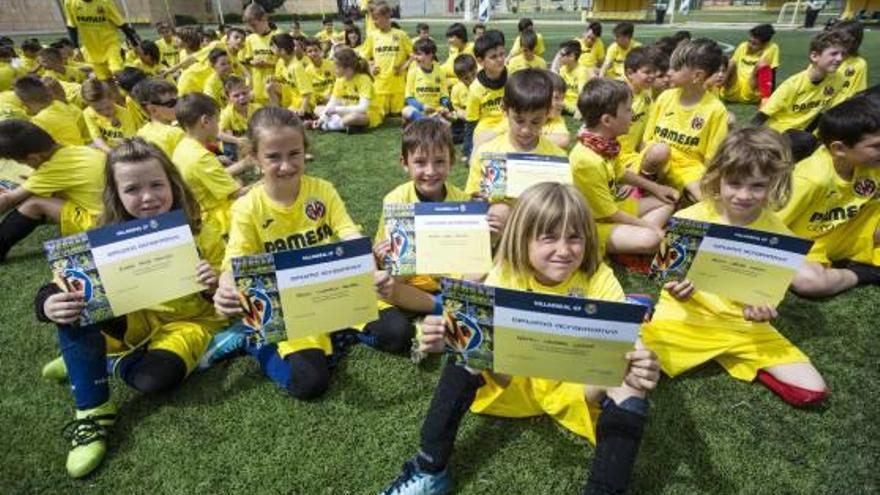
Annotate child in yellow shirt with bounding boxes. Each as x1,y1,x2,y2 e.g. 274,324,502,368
16,75,87,147
0,45,19,92
722,24,779,105
242,3,279,105
640,39,729,201
778,94,880,298
212,107,392,399
829,20,867,101
135,79,184,158
643,127,828,408
219,76,259,160
402,39,451,124
18,38,41,74
464,30,508,161
571,78,677,257
203,48,236,106
600,23,640,80
557,40,591,115
449,53,477,149
172,93,249,237
361,1,413,115
63,0,140,80
507,18,546,60
304,38,336,106
380,182,659,494
506,29,546,74
268,33,314,116
154,21,180,67
576,22,605,74
0,120,105,260
442,23,474,86
81,79,138,152
315,48,384,131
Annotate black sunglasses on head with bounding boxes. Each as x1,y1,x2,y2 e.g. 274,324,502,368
151,97,177,108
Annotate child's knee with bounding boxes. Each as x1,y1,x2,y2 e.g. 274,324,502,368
790,264,826,295
285,349,330,400
364,309,415,354
122,350,187,394
643,143,670,170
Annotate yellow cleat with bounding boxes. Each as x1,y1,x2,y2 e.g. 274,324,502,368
41,356,68,382
62,401,117,478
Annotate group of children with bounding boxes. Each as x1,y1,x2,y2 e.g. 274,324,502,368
0,2,878,493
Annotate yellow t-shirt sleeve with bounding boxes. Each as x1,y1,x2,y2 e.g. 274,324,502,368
405,66,416,100
571,150,619,219
199,154,240,201
761,77,794,119
767,44,780,69
82,112,101,142
465,84,481,122
703,106,729,162
776,174,817,226
294,63,314,94
104,0,125,26
222,199,261,272
590,264,626,302
324,183,361,239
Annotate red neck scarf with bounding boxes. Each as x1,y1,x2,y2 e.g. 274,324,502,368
577,128,621,159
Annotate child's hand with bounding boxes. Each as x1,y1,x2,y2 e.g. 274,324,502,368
743,304,777,322
417,314,446,354
663,279,695,301
43,291,85,325
214,279,243,317
373,240,391,269
374,270,394,300
196,260,218,292
651,184,680,205
622,340,661,393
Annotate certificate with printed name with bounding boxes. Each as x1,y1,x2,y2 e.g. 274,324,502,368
384,202,491,276
43,210,201,325
441,278,645,386
0,158,31,192
233,238,378,342
651,218,813,305
479,153,573,200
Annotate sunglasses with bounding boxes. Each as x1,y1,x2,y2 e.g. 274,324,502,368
151,97,177,108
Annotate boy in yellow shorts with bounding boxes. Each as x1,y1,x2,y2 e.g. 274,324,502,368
599,22,640,81
361,1,412,115
402,39,451,124
722,24,779,105
242,3,279,105
463,30,508,161
0,120,105,261
556,40,591,116
63,0,140,80
779,94,880,297
640,39,729,201
304,38,336,106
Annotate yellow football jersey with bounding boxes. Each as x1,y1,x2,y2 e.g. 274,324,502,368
569,143,627,220
777,145,880,239
509,32,546,58
275,57,314,108
172,136,239,226
177,61,214,95
619,87,652,156
651,201,795,330
838,55,868,101
82,105,137,147
559,63,590,112
24,145,105,215
136,121,185,158
220,103,258,137
32,100,87,146
442,41,474,84
243,29,279,103
603,41,641,80
305,57,336,103
450,80,469,112
465,133,566,195
0,62,19,92
362,27,412,94
465,74,506,134
63,0,123,64
486,261,624,301
331,73,383,127
0,90,28,120
762,68,845,132
156,38,180,67
506,54,547,73
577,37,605,70
405,63,448,108
723,41,780,103
642,88,728,170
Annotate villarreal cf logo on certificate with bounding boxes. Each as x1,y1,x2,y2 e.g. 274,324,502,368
444,310,484,353
480,156,506,198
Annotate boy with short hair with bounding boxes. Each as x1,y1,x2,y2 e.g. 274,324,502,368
556,40,590,116
722,23,779,105
463,30,507,161
619,46,656,172
135,78,184,158
362,1,413,115
203,48,235,106
778,94,880,297
155,21,180,67
19,38,42,73
403,39,451,123
131,40,164,77
508,18,545,59
571,78,676,256
304,38,336,106
218,76,258,161
172,93,247,237
0,45,18,92
576,22,605,73
242,2,279,105
599,22,640,80
830,20,867,100
450,54,477,147
506,29,546,74
0,120,105,261
16,75,87,147
315,17,343,49
753,31,848,133
472,23,486,41
442,23,473,85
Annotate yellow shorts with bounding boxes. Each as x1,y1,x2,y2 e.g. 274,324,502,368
59,202,96,236
85,48,123,80
203,206,232,240
806,201,880,266
107,317,223,373
596,193,640,258
374,92,406,115
722,78,759,104
367,109,385,129
471,373,600,444
641,318,810,382
619,147,647,170
277,335,333,357
662,156,705,192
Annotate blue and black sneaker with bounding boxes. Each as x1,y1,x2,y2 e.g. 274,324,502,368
380,459,452,495
197,324,251,371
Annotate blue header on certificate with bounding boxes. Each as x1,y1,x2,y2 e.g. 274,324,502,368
86,210,188,248
495,288,646,323
414,202,489,216
706,224,812,254
274,237,372,270
505,153,569,164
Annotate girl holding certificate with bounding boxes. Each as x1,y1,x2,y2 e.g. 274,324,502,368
212,107,393,400
642,128,829,407
380,183,660,495
37,138,230,478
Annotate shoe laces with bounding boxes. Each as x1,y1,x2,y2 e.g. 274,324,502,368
383,461,422,494
61,414,114,447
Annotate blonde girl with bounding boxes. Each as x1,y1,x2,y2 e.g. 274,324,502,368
641,127,828,407
38,138,228,478
380,182,660,495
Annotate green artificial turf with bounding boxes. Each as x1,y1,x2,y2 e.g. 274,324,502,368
1,20,879,494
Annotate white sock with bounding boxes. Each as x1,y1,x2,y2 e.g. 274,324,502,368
322,114,345,131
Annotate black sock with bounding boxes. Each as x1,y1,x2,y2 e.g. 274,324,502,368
0,210,41,261
847,262,880,285
583,400,648,495
416,361,485,473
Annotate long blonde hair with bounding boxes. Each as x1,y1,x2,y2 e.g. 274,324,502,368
100,138,202,231
495,182,600,279
700,127,793,210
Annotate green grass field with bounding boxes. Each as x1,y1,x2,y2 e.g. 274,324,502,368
2,20,879,494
